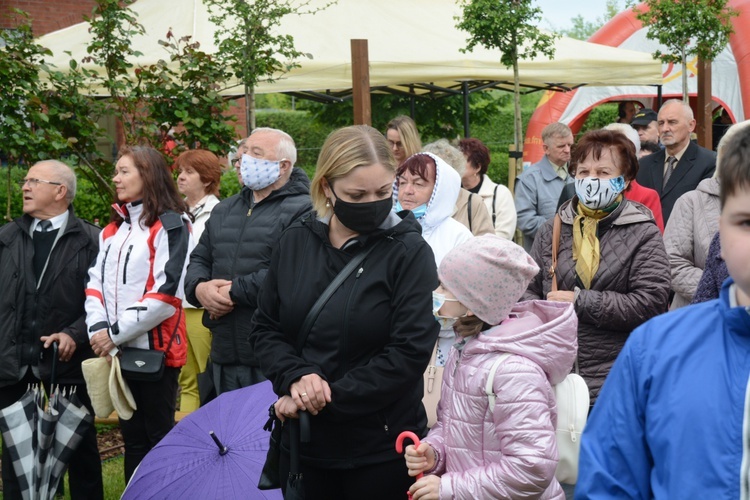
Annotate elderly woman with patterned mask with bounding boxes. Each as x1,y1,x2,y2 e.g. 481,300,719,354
523,129,670,406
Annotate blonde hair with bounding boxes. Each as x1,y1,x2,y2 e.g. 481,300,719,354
386,116,422,158
311,126,397,216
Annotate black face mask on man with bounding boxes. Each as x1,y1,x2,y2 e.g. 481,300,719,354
329,185,393,234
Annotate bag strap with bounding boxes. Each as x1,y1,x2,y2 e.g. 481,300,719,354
485,353,512,412
467,193,473,233
492,184,499,225
549,214,562,292
163,305,183,355
295,242,380,355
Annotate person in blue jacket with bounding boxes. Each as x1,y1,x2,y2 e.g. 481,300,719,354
575,124,750,498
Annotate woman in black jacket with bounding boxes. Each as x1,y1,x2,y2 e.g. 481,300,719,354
250,125,439,499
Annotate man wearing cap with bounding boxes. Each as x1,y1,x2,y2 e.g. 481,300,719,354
0,160,102,499
631,107,661,150
636,100,716,224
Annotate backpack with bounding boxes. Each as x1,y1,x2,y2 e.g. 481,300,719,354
486,353,589,484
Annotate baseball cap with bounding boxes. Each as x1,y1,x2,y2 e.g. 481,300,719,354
631,108,657,126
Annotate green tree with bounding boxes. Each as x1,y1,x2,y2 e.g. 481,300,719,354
205,0,331,135
0,9,109,220
559,0,621,40
82,0,238,155
456,0,557,176
635,0,738,101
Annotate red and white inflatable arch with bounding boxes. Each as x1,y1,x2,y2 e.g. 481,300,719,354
523,0,750,164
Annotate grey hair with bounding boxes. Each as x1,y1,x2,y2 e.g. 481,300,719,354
661,99,695,121
422,139,467,176
251,127,297,166
604,123,641,156
34,159,76,203
541,122,573,143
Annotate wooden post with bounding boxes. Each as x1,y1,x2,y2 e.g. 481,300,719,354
696,58,712,149
351,39,371,126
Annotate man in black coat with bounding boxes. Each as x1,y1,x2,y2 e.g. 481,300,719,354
0,160,102,499
636,99,716,224
184,127,312,396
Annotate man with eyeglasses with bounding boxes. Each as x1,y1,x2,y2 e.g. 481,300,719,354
0,160,103,499
185,128,312,395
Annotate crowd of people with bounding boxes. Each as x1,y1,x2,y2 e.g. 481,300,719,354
3,98,750,499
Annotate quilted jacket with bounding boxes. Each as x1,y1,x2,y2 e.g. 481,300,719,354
663,178,720,309
424,300,576,500
523,197,670,403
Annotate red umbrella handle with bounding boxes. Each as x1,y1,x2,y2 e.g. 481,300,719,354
396,431,424,500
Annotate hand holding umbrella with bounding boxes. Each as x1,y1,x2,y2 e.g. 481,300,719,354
397,431,437,500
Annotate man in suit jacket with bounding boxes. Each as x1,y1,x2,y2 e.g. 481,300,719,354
637,99,716,224
515,122,575,252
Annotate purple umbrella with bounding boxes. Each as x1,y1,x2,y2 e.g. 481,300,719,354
122,380,282,500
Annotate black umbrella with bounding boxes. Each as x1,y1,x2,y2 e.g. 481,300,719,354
285,411,310,500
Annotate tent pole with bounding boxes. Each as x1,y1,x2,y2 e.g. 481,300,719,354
410,96,416,118
656,85,663,110
351,39,372,126
462,81,470,138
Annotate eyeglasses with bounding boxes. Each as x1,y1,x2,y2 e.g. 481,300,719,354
230,158,241,166
19,178,62,188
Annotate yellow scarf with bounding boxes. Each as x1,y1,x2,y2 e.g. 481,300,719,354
572,195,622,289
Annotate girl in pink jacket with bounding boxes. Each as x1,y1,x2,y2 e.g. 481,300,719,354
406,235,577,499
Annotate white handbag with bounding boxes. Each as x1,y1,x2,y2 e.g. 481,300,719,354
486,354,589,484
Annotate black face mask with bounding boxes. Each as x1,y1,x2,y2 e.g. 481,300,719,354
330,186,393,234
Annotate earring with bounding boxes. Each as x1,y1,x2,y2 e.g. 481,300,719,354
326,199,331,208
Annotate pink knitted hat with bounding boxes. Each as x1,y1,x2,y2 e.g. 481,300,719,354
438,235,539,325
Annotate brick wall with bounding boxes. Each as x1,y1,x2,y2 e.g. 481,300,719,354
0,0,96,36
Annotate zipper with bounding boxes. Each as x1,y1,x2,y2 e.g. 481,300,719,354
339,259,365,379
122,245,133,284
740,371,750,500
113,226,134,318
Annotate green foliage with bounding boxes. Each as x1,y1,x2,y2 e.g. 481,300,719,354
83,1,238,155
219,169,242,199
557,0,621,40
456,0,557,168
304,92,503,145
204,0,333,131
635,0,738,100
0,10,110,220
134,31,238,156
256,110,333,178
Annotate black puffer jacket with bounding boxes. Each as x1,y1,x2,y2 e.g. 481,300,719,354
250,211,439,469
523,198,670,403
184,168,312,366
0,208,99,387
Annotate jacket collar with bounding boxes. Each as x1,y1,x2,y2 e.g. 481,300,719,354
720,279,750,337
559,197,654,229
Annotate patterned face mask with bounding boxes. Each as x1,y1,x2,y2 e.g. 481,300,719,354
574,175,626,210
240,154,283,190
432,291,466,329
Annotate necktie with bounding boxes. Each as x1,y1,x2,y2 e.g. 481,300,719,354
663,156,677,188
37,220,52,233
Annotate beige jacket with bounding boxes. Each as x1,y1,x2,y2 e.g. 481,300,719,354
477,175,517,239
452,188,494,236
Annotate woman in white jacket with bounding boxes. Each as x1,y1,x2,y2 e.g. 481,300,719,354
175,150,222,411
394,152,472,366
86,146,193,483
459,138,517,240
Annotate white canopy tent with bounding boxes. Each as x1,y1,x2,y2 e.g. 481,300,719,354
37,0,663,100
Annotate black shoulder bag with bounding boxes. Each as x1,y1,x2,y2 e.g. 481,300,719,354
258,242,380,490
119,307,182,382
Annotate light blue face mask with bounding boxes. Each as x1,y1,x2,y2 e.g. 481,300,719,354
395,200,428,219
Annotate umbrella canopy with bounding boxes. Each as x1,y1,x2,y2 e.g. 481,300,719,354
122,380,282,500
0,385,93,500
36,0,663,98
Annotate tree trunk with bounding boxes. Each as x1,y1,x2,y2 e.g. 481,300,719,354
513,57,523,177
244,83,252,137
6,166,11,222
681,46,689,102
249,87,256,133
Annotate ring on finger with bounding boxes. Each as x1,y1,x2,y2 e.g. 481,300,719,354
300,392,308,397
